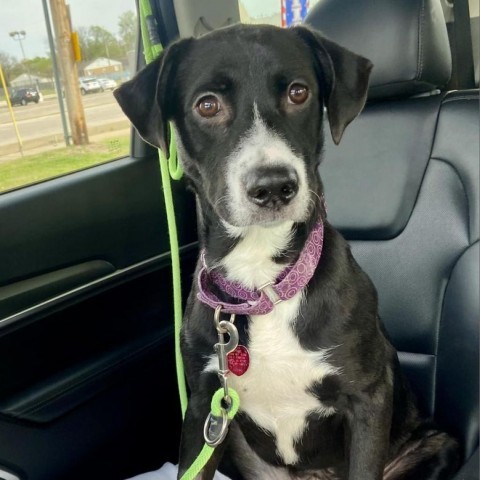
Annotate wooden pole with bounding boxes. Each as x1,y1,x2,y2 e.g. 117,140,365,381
49,0,88,145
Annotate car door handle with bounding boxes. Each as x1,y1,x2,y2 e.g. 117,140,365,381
0,260,115,320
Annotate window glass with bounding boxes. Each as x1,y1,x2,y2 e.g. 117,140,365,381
0,0,136,193
239,0,321,27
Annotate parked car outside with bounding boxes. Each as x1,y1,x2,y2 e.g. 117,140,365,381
98,77,117,91
79,77,101,95
10,88,40,106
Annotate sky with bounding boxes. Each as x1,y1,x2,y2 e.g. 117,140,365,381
0,0,315,61
0,0,136,60
242,0,280,18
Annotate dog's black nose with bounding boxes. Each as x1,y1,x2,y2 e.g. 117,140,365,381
245,166,299,208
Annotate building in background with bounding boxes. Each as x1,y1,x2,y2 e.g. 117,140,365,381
83,57,123,77
10,73,51,88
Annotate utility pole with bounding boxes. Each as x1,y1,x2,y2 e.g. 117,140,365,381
42,0,70,146
49,0,88,145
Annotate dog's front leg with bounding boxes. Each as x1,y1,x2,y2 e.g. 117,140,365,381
346,387,393,480
178,389,230,480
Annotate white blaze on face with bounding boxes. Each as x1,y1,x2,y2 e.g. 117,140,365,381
226,104,310,226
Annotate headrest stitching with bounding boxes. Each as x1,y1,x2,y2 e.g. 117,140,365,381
416,0,426,80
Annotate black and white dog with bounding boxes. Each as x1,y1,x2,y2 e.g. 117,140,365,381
115,24,460,480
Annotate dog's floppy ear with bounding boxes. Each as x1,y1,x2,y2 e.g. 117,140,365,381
294,26,373,145
113,40,191,157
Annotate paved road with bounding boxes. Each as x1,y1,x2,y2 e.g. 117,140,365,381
0,91,129,149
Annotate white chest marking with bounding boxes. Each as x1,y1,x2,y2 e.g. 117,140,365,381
203,223,339,465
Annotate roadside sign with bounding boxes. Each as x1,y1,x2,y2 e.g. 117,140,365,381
281,0,310,27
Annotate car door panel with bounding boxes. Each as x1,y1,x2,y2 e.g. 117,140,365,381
0,146,196,479
0,0,192,477
2,154,165,285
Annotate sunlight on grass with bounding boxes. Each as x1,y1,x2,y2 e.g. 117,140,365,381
0,135,130,193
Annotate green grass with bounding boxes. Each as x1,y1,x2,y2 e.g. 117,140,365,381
0,135,130,193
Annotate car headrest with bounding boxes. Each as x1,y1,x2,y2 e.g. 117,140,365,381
305,0,452,101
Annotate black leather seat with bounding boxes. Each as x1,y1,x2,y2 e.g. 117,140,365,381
305,0,479,477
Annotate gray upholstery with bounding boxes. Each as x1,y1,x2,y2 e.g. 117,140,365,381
318,95,443,240
306,0,452,100
306,0,479,469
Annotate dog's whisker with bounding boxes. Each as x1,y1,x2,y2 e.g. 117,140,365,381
309,190,324,214
213,194,228,211
309,189,323,204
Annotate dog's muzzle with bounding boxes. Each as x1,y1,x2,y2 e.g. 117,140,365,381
244,166,299,208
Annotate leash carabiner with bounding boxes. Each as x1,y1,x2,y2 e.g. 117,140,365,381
180,388,240,480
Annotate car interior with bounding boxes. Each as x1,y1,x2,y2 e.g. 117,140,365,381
0,0,477,479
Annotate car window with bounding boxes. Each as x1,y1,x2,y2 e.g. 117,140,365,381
0,0,136,194
239,0,321,26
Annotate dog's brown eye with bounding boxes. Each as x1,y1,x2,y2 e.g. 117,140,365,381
196,96,221,118
288,84,309,105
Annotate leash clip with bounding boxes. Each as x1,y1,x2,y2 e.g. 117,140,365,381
213,306,238,403
205,307,239,449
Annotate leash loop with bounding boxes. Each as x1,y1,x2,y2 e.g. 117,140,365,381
203,388,240,447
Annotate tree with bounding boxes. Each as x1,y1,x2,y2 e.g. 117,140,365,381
77,26,90,61
0,51,19,84
118,11,137,53
24,57,53,79
77,26,123,62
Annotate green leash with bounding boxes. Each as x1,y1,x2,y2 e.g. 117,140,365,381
139,0,187,418
181,388,240,480
138,4,240,477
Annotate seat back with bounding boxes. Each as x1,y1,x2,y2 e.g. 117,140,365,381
306,0,479,461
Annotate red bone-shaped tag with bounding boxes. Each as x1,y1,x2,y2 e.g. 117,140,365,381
227,345,250,376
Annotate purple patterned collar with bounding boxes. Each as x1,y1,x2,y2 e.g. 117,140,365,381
197,220,324,315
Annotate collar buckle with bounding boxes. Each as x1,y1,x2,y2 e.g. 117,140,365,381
258,282,282,306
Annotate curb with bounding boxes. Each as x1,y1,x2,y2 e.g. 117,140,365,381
1,120,130,156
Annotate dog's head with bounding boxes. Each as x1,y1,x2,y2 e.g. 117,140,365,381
114,24,372,227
